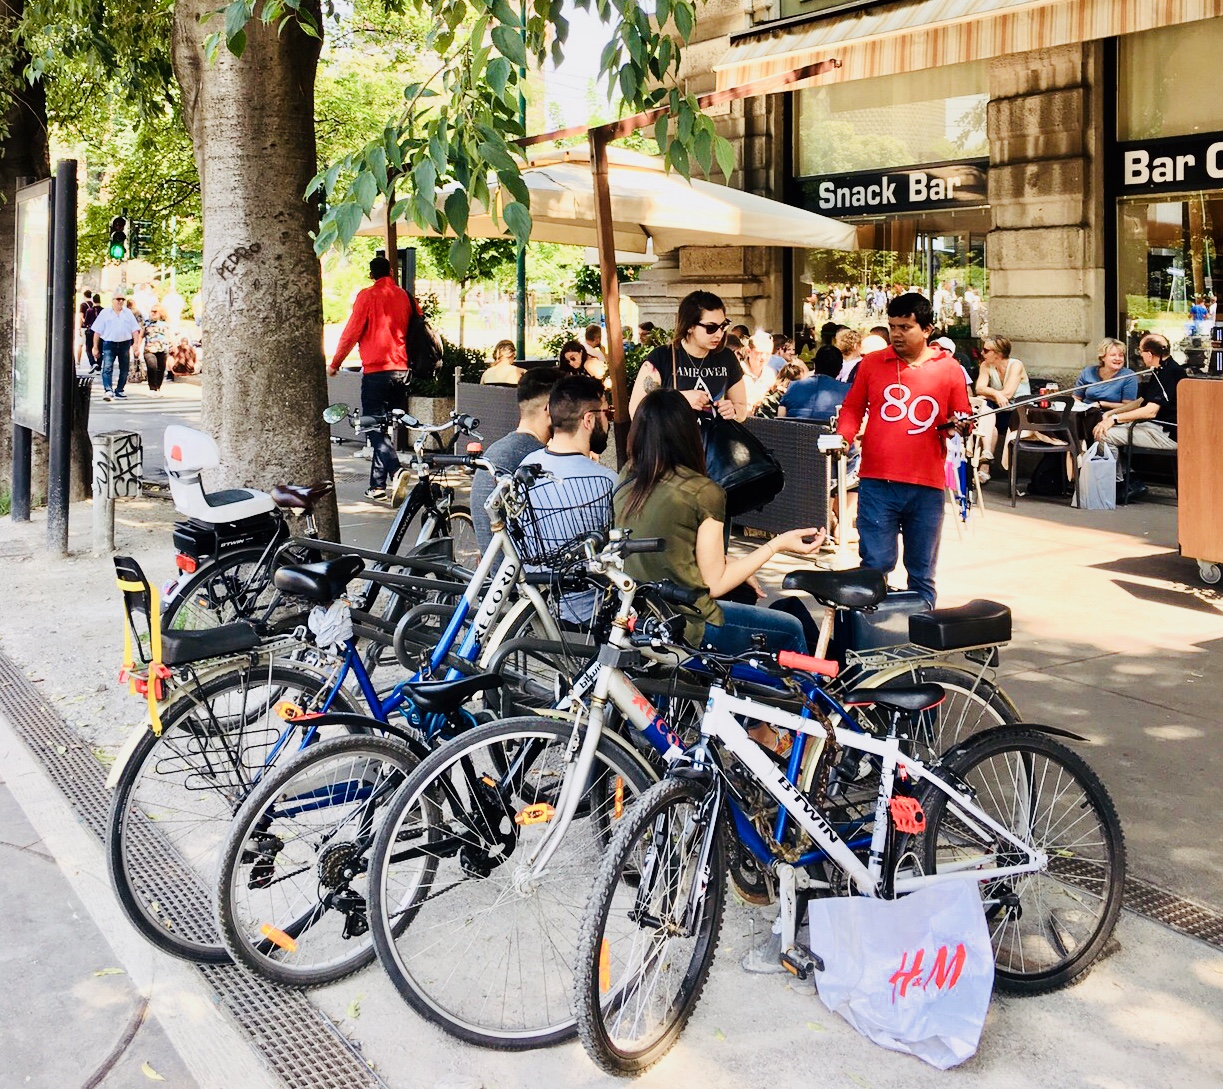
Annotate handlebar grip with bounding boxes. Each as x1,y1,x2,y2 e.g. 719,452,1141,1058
777,650,840,679
453,413,479,431
514,463,547,485
623,537,666,555
654,579,700,606
424,453,476,468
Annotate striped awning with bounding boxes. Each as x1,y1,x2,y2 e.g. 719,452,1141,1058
715,0,1223,90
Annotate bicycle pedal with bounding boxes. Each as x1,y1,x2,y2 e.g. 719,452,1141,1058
779,943,824,981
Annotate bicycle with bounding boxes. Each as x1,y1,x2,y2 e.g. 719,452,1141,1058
162,407,483,632
573,649,1125,1074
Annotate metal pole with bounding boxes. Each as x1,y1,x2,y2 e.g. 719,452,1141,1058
11,427,31,522
47,160,77,554
514,2,528,360
590,131,628,465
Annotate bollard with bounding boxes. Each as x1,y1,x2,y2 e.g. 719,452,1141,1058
92,430,143,553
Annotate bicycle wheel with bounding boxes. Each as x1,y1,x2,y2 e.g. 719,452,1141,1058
368,715,656,1049
216,734,424,986
107,662,361,963
919,728,1125,994
444,505,481,570
163,543,309,632
575,776,727,1076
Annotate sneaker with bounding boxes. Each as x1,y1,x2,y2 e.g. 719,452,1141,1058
115,391,128,399
363,487,387,501
102,391,113,401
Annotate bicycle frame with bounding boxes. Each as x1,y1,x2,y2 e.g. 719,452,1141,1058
694,687,1048,897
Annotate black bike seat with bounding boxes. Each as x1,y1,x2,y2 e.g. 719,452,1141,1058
842,683,945,714
782,567,888,609
270,481,335,510
909,600,1011,651
404,673,503,715
161,621,261,666
273,555,365,603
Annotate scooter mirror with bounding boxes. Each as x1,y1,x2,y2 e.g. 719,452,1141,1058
322,403,350,425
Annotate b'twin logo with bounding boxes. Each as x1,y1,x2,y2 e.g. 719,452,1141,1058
888,944,967,1003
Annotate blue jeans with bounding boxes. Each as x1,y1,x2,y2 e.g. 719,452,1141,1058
856,478,945,607
703,600,808,656
360,369,410,489
100,340,131,394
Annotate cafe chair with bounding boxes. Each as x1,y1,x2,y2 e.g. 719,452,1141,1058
1006,401,1081,507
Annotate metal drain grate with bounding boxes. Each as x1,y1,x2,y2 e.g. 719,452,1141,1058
0,651,390,1089
1124,874,1223,948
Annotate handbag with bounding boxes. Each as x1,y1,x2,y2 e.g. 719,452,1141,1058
1072,442,1117,510
672,347,785,517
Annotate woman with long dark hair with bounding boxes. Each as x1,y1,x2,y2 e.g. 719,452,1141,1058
614,389,824,655
627,290,748,420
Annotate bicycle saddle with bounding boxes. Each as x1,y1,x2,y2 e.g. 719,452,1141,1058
160,621,261,667
782,567,888,609
909,600,1011,651
270,481,335,511
273,555,365,603
403,673,503,714
841,683,945,713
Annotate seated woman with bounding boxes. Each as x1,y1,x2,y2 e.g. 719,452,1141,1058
973,335,1030,480
480,339,523,385
613,388,824,659
169,336,198,376
557,339,600,377
1076,338,1138,409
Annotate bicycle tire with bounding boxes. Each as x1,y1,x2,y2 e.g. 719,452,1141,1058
919,727,1126,995
106,662,362,963
216,733,425,987
574,776,727,1076
368,715,657,1049
444,505,481,571
163,544,309,632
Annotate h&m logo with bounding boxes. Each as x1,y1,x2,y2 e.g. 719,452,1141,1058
889,944,966,1003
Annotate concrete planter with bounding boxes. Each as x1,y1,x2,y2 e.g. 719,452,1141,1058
408,395,455,426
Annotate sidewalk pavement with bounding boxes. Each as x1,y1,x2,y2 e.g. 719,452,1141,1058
0,376,1219,1087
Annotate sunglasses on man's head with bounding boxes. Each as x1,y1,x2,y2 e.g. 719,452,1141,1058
694,320,730,334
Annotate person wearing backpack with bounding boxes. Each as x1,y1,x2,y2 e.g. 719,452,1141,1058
81,292,102,371
328,255,418,500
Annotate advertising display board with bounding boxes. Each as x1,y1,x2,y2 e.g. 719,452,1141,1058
12,179,54,436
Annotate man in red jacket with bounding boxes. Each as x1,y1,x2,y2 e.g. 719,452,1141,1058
833,292,970,605
328,256,418,500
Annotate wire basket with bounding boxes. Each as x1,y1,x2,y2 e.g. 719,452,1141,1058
507,474,614,566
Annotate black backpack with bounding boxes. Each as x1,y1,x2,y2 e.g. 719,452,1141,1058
406,295,443,382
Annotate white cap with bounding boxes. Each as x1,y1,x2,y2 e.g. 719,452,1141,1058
935,337,957,353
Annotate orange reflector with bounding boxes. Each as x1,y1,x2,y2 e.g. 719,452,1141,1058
174,553,198,574
514,802,555,826
275,701,305,721
260,924,298,953
614,777,624,820
599,939,611,993
481,775,497,788
170,445,182,461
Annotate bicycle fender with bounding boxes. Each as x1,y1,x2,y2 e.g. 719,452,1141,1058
299,712,432,764
106,720,153,790
932,721,1091,774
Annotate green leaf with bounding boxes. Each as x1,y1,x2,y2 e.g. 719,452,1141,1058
714,135,736,182
654,114,669,154
413,160,438,204
674,1,693,39
498,169,529,208
313,221,339,257
618,64,638,105
444,189,470,234
334,203,364,246
478,140,517,172
676,107,693,145
503,200,533,246
487,57,512,100
390,198,410,221
694,128,713,175
449,236,472,276
353,172,377,212
668,141,690,178
226,28,247,56
490,0,521,26
490,25,528,68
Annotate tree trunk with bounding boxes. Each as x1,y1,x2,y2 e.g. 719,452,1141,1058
0,0,51,497
172,0,338,538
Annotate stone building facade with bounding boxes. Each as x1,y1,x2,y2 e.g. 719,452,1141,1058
626,0,1223,381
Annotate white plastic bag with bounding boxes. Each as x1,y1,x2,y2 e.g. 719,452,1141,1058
805,881,994,1069
1073,442,1117,510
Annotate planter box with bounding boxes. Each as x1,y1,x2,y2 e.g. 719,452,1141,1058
407,395,455,426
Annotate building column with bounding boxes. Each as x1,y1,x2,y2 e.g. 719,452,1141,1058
986,42,1107,382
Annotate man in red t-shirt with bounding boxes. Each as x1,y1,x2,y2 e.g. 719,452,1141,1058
833,292,970,605
328,256,419,500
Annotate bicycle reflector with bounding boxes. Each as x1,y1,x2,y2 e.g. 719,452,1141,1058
260,924,299,953
515,803,555,826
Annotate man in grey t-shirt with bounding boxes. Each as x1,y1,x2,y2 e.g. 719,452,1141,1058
471,368,559,555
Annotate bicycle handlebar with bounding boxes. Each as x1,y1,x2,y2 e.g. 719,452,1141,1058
777,649,840,679
622,537,666,555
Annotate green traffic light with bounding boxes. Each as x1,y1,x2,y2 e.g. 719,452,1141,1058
109,242,126,260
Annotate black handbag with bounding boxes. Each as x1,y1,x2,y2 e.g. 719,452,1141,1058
670,347,784,517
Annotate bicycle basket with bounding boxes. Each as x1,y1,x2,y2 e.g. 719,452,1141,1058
507,474,613,566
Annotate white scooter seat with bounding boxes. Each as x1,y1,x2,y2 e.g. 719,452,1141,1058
164,425,276,523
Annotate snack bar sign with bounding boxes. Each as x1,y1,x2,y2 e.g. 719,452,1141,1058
795,159,988,216
1118,132,1223,194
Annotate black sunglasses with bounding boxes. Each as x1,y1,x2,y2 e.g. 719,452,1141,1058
693,320,731,334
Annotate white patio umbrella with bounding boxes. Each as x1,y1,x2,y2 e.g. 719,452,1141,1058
357,146,857,252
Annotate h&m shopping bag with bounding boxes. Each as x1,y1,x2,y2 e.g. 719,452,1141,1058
1072,442,1117,510
805,880,994,1069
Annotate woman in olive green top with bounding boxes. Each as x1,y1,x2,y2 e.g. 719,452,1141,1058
613,389,825,654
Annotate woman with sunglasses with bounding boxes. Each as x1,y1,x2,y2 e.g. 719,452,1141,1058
557,339,600,377
628,289,748,420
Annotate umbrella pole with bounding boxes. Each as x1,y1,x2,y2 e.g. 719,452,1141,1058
590,130,630,466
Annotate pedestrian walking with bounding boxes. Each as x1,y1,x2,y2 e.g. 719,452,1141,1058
832,292,970,606
81,292,102,371
142,305,172,392
327,255,418,501
91,293,143,400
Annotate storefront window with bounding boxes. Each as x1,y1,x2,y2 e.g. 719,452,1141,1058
795,61,988,176
1119,21,1223,140
1118,193,1220,358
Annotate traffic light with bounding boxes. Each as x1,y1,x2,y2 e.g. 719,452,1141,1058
108,215,127,260
129,220,151,258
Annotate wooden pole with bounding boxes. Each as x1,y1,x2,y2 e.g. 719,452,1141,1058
385,182,398,267
590,130,629,465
